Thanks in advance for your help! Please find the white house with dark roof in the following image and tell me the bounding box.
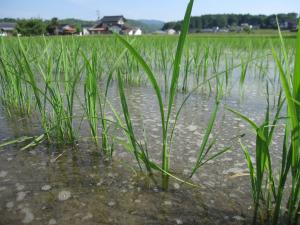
[88,15,142,35]
[100,15,125,26]
[126,28,142,36]
[0,23,16,36]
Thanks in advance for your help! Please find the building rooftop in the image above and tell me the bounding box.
[0,22,16,31]
[100,15,126,23]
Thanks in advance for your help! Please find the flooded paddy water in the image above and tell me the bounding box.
[0,75,285,224]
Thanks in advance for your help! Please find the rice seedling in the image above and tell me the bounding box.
[82,50,100,145]
[160,45,169,92]
[271,19,300,225]
[114,0,195,190]
[115,0,232,190]
[0,37,33,116]
[182,49,192,92]
[226,86,284,224]
[11,37,82,145]
[224,19,300,225]
[190,88,229,177]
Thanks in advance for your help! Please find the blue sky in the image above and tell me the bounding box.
[1,0,299,21]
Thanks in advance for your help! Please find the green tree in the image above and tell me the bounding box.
[16,19,46,36]
[74,23,81,33]
[46,17,59,35]
[216,15,227,27]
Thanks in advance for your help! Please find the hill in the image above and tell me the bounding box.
[126,19,164,33]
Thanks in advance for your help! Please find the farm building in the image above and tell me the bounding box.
[288,21,298,32]
[88,15,142,35]
[123,27,142,36]
[48,24,77,35]
[100,15,126,26]
[59,24,77,35]
[89,15,125,34]
[82,27,92,35]
[0,23,16,36]
[166,29,177,35]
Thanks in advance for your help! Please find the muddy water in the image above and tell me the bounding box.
[0,75,284,225]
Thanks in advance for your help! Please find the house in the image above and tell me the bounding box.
[167,29,176,35]
[201,27,220,33]
[123,27,142,36]
[89,15,142,35]
[133,28,142,36]
[82,27,92,35]
[100,15,125,26]
[89,15,126,34]
[218,28,229,33]
[58,24,76,35]
[280,21,289,29]
[241,23,253,29]
[0,23,16,36]
[109,25,123,33]
[200,28,214,33]
[89,24,109,35]
[288,21,298,32]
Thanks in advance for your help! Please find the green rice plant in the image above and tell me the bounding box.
[81,41,126,155]
[226,23,300,222]
[271,19,300,225]
[202,46,210,82]
[211,47,221,73]
[160,45,169,92]
[82,50,99,145]
[239,58,249,92]
[57,38,81,143]
[182,49,192,92]
[0,38,33,116]
[109,84,196,187]
[200,45,210,94]
[226,86,285,224]
[193,45,201,85]
[115,0,229,190]
[116,0,194,190]
[190,87,230,177]
[16,37,81,145]
[116,70,153,172]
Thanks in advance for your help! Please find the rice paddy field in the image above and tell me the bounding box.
[0,3,300,225]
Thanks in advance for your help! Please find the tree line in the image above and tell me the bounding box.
[162,13,299,31]
[0,17,95,36]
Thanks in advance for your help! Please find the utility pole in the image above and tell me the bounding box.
[96,10,100,21]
